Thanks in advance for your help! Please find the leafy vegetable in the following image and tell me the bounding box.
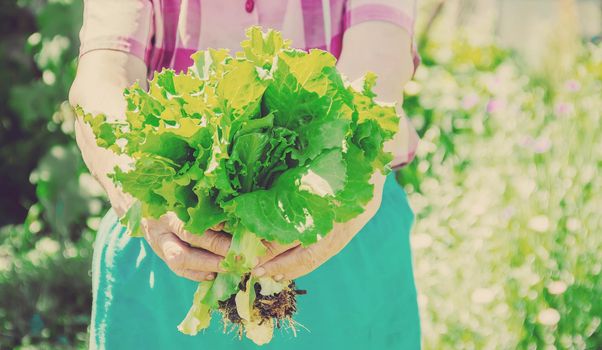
[75,26,399,344]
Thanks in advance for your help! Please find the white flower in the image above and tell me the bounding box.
[36,237,60,255]
[566,218,581,232]
[547,281,568,295]
[528,216,550,232]
[471,288,495,304]
[537,308,560,326]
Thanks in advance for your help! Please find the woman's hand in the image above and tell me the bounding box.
[140,212,233,282]
[140,211,300,282]
[252,172,386,280]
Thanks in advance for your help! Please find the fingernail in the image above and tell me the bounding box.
[206,274,215,280]
[274,274,284,281]
[254,267,265,277]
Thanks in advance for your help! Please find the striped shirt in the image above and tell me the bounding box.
[78,0,419,168]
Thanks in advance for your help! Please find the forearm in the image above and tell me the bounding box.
[336,21,414,104]
[69,50,148,215]
[336,21,417,171]
[70,50,147,117]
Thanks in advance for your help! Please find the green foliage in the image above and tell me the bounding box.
[1,0,83,226]
[0,0,106,349]
[402,32,602,350]
[0,222,95,349]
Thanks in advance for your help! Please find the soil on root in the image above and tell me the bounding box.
[218,275,307,327]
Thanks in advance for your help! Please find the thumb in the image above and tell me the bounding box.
[253,245,324,281]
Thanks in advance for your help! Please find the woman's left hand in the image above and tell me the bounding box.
[252,171,386,281]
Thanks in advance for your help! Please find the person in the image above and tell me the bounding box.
[69,0,421,349]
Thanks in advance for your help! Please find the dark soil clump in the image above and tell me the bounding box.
[218,276,306,326]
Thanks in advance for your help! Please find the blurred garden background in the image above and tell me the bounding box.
[0,0,601,348]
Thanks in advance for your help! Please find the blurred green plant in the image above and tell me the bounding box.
[401,21,602,350]
[1,0,83,226]
[0,0,108,348]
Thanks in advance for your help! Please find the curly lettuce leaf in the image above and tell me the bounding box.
[224,150,344,245]
[74,107,122,153]
[221,229,266,275]
[229,132,270,193]
[216,60,268,120]
[190,48,231,81]
[238,26,290,68]
[234,276,257,322]
[332,143,375,222]
[263,51,334,129]
[184,190,226,235]
[178,281,213,335]
[120,200,143,237]
[201,272,241,307]
[111,156,176,203]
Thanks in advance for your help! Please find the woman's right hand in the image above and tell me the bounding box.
[141,212,233,282]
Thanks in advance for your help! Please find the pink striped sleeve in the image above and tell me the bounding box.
[345,3,414,34]
[78,0,154,63]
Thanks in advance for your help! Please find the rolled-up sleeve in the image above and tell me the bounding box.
[345,0,416,33]
[79,0,154,63]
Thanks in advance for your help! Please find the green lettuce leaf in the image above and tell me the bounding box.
[221,228,266,275]
[234,276,257,322]
[119,200,143,237]
[201,272,241,308]
[178,281,213,335]
[229,132,270,193]
[238,26,290,68]
[184,191,226,235]
[224,150,344,245]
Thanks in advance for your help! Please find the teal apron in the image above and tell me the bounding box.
[90,172,421,349]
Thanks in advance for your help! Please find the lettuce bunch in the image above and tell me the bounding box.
[77,27,399,344]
